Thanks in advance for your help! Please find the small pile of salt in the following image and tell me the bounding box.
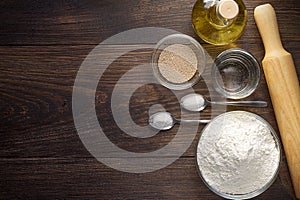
[150,112,173,130]
[181,94,205,111]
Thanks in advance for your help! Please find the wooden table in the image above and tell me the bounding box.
[1,0,299,199]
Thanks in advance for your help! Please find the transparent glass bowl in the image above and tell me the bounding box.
[152,34,206,90]
[212,48,261,99]
[196,111,281,199]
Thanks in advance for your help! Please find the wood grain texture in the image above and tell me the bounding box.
[0,0,299,45]
[0,0,299,199]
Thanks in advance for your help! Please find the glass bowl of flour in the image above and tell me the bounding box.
[152,34,206,90]
[196,111,281,199]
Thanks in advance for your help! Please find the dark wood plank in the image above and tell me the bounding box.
[0,0,299,45]
[0,157,296,199]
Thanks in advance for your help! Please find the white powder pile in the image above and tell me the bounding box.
[158,44,198,84]
[197,111,280,195]
[150,112,173,130]
[181,93,205,111]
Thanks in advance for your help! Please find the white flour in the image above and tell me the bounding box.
[197,111,280,195]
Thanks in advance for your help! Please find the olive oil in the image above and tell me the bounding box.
[192,0,247,45]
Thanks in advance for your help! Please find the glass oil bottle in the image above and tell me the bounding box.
[192,0,247,45]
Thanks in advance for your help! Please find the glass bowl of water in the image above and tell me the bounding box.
[212,48,261,99]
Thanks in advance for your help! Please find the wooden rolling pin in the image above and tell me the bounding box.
[254,4,300,198]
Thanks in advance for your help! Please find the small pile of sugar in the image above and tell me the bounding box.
[158,44,198,84]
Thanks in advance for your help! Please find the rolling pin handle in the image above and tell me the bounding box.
[254,4,284,56]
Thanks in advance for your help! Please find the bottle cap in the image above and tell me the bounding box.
[218,0,239,20]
